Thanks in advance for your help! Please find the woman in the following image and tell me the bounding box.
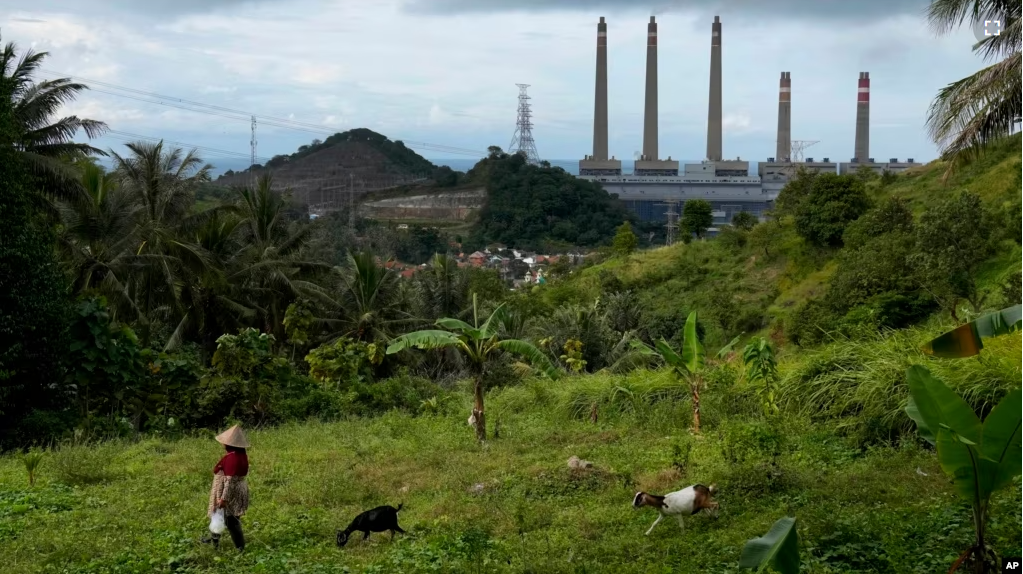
[203,424,250,551]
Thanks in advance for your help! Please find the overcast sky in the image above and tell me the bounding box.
[1,0,987,172]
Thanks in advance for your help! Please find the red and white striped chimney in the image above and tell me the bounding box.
[776,72,791,161]
[854,72,870,162]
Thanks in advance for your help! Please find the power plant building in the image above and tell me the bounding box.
[577,16,922,226]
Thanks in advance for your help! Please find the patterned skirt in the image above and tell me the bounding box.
[207,472,250,518]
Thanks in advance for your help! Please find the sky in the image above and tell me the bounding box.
[1,0,989,173]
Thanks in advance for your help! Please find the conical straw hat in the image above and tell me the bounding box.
[215,425,250,448]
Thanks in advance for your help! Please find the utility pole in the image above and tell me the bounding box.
[663,199,680,246]
[349,173,355,229]
[250,115,257,183]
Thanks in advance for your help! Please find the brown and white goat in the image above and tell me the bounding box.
[632,484,719,535]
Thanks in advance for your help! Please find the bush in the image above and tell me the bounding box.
[787,299,837,347]
[53,439,122,486]
[794,173,871,247]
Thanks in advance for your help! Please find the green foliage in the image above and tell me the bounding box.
[559,339,587,373]
[64,298,145,425]
[612,221,638,256]
[262,128,435,175]
[283,300,316,348]
[793,173,871,247]
[905,366,1021,570]
[774,168,818,216]
[681,199,713,239]
[0,81,72,446]
[199,328,301,425]
[911,190,994,314]
[739,516,800,574]
[628,311,708,431]
[468,151,632,250]
[743,338,779,417]
[397,226,448,264]
[731,211,759,232]
[304,336,384,388]
[922,304,1022,358]
[20,449,43,487]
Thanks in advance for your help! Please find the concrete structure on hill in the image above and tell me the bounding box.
[577,17,922,226]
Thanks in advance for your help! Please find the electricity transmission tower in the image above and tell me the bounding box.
[508,84,541,165]
[662,199,680,246]
[790,140,819,163]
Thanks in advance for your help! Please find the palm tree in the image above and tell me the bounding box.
[228,173,331,343]
[335,250,408,343]
[56,161,142,315]
[926,0,1021,177]
[629,311,708,433]
[387,294,560,442]
[415,253,470,321]
[1,34,108,203]
[109,140,214,342]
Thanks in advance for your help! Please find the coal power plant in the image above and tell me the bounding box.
[577,16,922,227]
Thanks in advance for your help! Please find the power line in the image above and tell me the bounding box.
[42,69,492,158]
[105,130,273,162]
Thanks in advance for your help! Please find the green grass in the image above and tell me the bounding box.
[1,367,1020,573]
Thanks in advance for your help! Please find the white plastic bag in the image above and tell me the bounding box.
[209,509,226,535]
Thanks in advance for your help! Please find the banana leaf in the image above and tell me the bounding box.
[738,516,799,574]
[922,304,1021,358]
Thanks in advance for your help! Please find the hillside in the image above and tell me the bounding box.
[539,134,1022,350]
[464,149,637,252]
[213,129,439,205]
[1,366,1019,573]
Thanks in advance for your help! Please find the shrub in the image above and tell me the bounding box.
[305,336,384,388]
[794,173,871,247]
[787,299,837,347]
[53,439,121,486]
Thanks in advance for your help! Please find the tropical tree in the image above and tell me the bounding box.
[386,294,560,442]
[681,200,713,240]
[1,34,108,204]
[56,162,141,309]
[630,310,708,432]
[905,366,1021,572]
[415,253,470,321]
[731,211,759,232]
[742,337,779,416]
[335,250,407,343]
[925,0,1021,177]
[612,221,638,256]
[229,173,329,342]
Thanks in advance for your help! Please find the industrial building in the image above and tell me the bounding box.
[577,16,922,226]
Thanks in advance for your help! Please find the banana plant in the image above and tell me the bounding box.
[629,310,707,432]
[739,516,800,574]
[387,293,559,442]
[905,365,1021,572]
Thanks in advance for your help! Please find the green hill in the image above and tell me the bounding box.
[539,134,1022,350]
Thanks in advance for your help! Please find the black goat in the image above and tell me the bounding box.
[336,504,406,547]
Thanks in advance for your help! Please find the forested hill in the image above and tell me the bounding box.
[213,129,439,202]
[264,128,437,174]
[466,148,634,251]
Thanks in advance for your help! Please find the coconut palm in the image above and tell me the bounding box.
[108,140,215,341]
[1,34,108,203]
[334,250,408,343]
[228,173,331,343]
[926,0,1021,177]
[56,162,142,315]
[387,294,560,442]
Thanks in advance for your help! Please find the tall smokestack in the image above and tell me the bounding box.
[642,16,658,161]
[776,72,791,161]
[854,72,870,162]
[706,15,722,162]
[592,17,609,161]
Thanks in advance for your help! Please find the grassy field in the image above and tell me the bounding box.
[1,359,1020,574]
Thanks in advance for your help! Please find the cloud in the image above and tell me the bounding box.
[722,112,752,133]
[10,0,273,17]
[400,0,930,22]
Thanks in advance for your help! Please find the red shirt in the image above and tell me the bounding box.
[213,451,249,477]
